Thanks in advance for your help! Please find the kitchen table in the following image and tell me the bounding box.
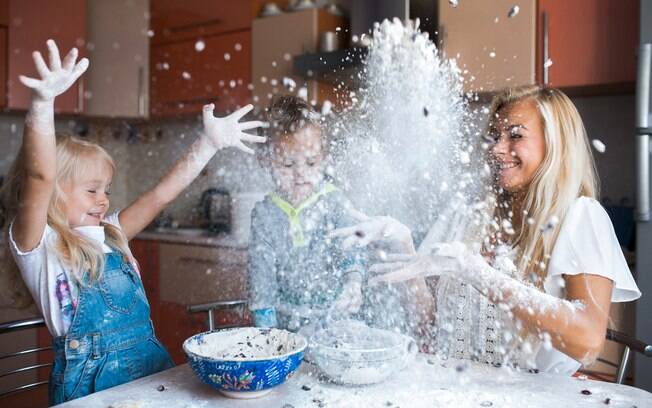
[57,355,652,407]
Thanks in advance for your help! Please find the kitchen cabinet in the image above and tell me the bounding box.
[3,0,150,116]
[438,0,536,93]
[252,8,345,107]
[84,0,149,118]
[158,243,247,305]
[536,0,638,90]
[150,30,251,117]
[0,0,7,108]
[0,26,7,108]
[438,0,638,94]
[150,0,253,46]
[7,0,86,113]
[131,238,249,364]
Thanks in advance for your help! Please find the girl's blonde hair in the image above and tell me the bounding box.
[488,86,599,285]
[1,136,136,308]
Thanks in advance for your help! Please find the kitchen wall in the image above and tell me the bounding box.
[573,94,636,205]
[0,92,636,228]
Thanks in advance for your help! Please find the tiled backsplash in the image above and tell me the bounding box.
[0,114,272,228]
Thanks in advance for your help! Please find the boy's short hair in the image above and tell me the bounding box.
[265,95,320,139]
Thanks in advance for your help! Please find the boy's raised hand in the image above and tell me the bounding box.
[329,208,415,253]
[202,103,267,154]
[19,39,89,102]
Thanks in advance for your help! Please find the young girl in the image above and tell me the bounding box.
[2,40,266,405]
[333,85,641,374]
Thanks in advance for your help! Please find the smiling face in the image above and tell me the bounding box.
[488,99,546,193]
[268,124,324,206]
[61,158,113,228]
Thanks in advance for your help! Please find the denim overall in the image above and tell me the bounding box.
[49,252,174,406]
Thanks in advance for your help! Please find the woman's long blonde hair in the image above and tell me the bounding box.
[1,136,136,308]
[488,86,599,285]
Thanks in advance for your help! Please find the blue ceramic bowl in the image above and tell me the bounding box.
[183,328,307,399]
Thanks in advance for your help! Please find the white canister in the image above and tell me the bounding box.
[230,192,266,243]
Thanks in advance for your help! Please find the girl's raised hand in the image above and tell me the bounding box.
[202,103,267,154]
[19,39,89,102]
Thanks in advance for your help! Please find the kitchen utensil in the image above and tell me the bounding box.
[288,0,316,11]
[309,320,417,385]
[324,1,344,16]
[320,31,339,52]
[260,2,283,17]
[200,188,230,233]
[184,328,307,399]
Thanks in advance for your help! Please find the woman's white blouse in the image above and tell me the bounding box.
[537,196,641,374]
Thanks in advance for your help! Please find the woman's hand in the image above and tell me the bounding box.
[329,208,416,254]
[202,103,267,154]
[19,39,88,102]
[368,242,474,285]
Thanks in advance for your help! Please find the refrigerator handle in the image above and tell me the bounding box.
[636,43,652,221]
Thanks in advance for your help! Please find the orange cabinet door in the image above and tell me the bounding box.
[7,0,86,113]
[537,0,639,89]
[0,26,7,108]
[150,0,252,46]
[437,0,536,93]
[150,30,251,118]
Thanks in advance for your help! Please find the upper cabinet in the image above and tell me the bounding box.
[536,0,638,90]
[149,0,256,117]
[7,0,87,113]
[1,0,149,117]
[150,0,252,46]
[0,0,8,108]
[85,0,150,118]
[438,0,639,94]
[438,0,536,93]
[252,8,346,108]
[150,31,251,117]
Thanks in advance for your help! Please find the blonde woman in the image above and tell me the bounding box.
[1,40,265,404]
[332,85,641,374]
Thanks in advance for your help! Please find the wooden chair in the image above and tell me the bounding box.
[187,299,249,331]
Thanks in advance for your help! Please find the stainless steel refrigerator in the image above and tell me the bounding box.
[635,0,652,392]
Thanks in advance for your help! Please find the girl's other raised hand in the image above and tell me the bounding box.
[202,103,267,154]
[19,39,89,102]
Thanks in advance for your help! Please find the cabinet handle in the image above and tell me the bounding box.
[177,256,244,268]
[77,78,84,113]
[437,25,445,51]
[636,43,652,221]
[542,11,549,85]
[178,257,214,266]
[137,66,145,117]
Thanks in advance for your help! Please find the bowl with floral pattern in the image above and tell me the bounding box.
[183,327,307,399]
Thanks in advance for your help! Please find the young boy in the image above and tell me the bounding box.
[248,95,366,331]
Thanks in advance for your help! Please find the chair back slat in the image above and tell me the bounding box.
[0,317,50,399]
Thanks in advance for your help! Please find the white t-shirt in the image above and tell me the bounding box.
[8,213,125,337]
[536,196,641,374]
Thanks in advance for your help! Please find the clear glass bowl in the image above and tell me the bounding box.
[309,320,417,385]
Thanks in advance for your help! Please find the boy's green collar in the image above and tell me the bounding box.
[270,183,338,247]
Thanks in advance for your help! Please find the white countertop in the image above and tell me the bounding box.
[136,230,247,249]
[57,355,652,407]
